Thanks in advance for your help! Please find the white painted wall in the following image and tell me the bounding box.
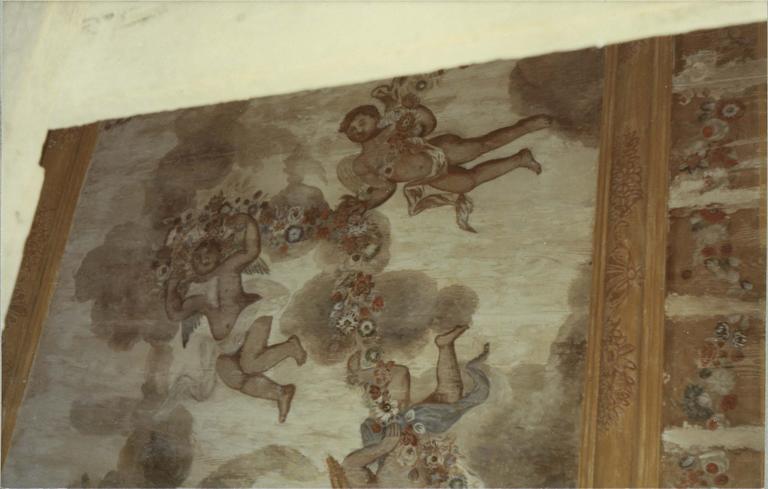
[2,1,767,322]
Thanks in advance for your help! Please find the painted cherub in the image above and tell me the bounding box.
[327,325,489,488]
[165,213,306,423]
[337,76,552,232]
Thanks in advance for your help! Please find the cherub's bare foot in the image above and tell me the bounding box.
[288,335,307,366]
[518,148,542,175]
[435,325,470,347]
[278,384,296,423]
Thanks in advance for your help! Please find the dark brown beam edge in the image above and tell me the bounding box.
[2,123,100,466]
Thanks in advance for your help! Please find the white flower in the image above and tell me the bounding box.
[404,410,416,422]
[412,422,426,435]
[373,399,399,425]
[287,206,304,224]
[704,368,735,395]
[396,445,419,467]
[347,222,369,236]
[359,320,376,337]
[702,118,729,141]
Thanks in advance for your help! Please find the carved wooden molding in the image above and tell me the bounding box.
[578,38,674,488]
[1,124,100,464]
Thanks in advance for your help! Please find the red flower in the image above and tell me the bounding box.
[316,227,330,239]
[700,208,726,223]
[360,307,370,319]
[331,291,344,302]
[372,296,385,311]
[368,385,382,399]
[720,394,738,411]
[706,463,720,474]
[371,422,382,433]
[730,349,745,362]
[400,427,419,446]
[706,417,721,430]
[701,246,717,257]
[699,342,719,367]
[713,474,729,486]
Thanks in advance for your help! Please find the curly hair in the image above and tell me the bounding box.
[338,105,381,134]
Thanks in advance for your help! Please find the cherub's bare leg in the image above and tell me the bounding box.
[428,148,541,194]
[428,114,552,165]
[216,353,296,423]
[239,316,307,374]
[422,325,469,404]
[242,376,296,423]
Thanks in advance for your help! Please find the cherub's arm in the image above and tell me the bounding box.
[342,423,401,470]
[165,277,209,321]
[223,213,261,272]
[352,157,397,210]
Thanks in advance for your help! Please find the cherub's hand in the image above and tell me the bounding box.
[337,195,368,216]
[384,422,401,439]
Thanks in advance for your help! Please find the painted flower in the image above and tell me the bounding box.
[714,322,730,340]
[683,384,715,421]
[400,427,419,447]
[284,225,304,243]
[699,342,719,367]
[352,273,374,297]
[448,476,468,489]
[359,320,377,337]
[373,399,399,425]
[705,414,725,431]
[368,384,382,400]
[396,112,417,133]
[730,331,746,348]
[427,467,449,486]
[717,100,745,119]
[700,208,727,223]
[701,118,729,141]
[287,206,304,224]
[396,444,419,467]
[401,93,421,109]
[336,310,360,335]
[678,455,696,469]
[412,422,427,435]
[713,474,729,485]
[704,367,735,395]
[423,451,445,469]
[365,347,382,364]
[720,394,738,411]
[155,264,171,282]
[372,295,385,311]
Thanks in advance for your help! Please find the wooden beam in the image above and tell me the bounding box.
[2,124,100,466]
[578,37,674,488]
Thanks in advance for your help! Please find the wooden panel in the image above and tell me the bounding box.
[1,124,100,465]
[660,21,766,489]
[578,37,674,488]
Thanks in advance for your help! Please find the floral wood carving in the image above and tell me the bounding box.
[597,129,644,429]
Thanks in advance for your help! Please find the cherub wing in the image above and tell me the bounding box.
[181,313,203,348]
[243,257,270,275]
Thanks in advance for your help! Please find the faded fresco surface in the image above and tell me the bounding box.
[4,53,602,488]
[661,24,766,488]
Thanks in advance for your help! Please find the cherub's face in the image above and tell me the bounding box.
[192,243,221,276]
[346,114,378,143]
